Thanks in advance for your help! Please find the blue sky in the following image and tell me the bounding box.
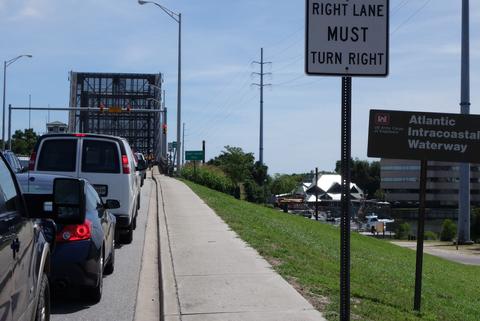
[1,0,479,174]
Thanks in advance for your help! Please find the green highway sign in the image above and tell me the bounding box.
[185,150,204,161]
[168,142,177,152]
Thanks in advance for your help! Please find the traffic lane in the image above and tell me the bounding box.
[51,177,153,321]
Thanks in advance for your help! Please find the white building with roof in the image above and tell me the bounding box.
[305,174,364,201]
[46,121,68,133]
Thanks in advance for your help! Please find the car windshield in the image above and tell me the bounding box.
[17,174,56,194]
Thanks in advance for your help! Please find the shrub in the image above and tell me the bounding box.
[440,219,457,242]
[180,164,236,196]
[244,179,265,203]
[424,231,438,241]
[395,222,411,240]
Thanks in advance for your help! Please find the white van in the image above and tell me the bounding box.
[29,133,144,243]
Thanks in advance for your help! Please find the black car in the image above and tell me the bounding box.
[17,173,118,303]
[0,154,85,321]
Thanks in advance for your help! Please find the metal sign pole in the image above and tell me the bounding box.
[414,159,428,311]
[340,76,352,321]
[315,167,319,221]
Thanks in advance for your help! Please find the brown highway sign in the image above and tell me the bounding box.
[368,109,480,163]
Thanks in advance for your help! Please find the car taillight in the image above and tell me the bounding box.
[29,152,36,170]
[122,155,130,174]
[56,220,92,243]
[74,133,87,137]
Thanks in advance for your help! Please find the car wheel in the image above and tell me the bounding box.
[120,225,133,244]
[104,241,115,275]
[84,255,103,303]
[34,273,50,321]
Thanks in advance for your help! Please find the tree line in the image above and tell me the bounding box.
[181,145,383,203]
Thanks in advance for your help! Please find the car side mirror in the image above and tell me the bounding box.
[105,199,121,210]
[136,159,147,171]
[53,178,86,225]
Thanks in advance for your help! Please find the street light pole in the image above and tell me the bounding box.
[138,0,181,173]
[2,54,32,150]
[176,13,182,173]
[2,61,6,150]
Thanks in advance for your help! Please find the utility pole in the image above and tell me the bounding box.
[202,140,206,164]
[182,122,185,166]
[252,48,271,165]
[458,0,472,244]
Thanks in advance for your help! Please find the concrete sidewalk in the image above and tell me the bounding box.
[155,174,326,321]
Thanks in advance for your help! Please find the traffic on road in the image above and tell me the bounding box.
[0,133,152,321]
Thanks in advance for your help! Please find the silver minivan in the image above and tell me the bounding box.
[30,133,144,243]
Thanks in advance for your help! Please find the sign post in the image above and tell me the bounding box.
[315,167,319,221]
[186,151,204,179]
[368,109,480,311]
[414,159,427,311]
[306,1,389,320]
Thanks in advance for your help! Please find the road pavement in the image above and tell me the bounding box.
[51,175,156,321]
[391,241,480,265]
[155,173,326,321]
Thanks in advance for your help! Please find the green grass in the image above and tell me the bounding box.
[182,179,480,321]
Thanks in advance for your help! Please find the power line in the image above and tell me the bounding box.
[392,0,432,35]
[203,95,258,140]
[273,74,306,86]
[392,0,411,14]
[196,93,258,138]
[193,80,258,137]
[187,69,251,132]
[189,75,253,133]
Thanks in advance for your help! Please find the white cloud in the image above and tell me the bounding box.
[20,3,41,17]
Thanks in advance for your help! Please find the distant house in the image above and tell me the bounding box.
[46,121,68,133]
[293,181,312,196]
[305,174,364,201]
[275,174,365,213]
[303,174,365,218]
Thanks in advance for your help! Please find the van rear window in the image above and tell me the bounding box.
[82,140,120,173]
[37,139,77,172]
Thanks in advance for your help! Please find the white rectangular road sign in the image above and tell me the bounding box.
[306,0,389,77]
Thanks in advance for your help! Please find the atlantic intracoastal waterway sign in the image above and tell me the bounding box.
[368,109,480,163]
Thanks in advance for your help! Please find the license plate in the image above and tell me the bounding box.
[93,184,108,197]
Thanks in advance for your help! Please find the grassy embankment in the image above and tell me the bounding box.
[182,180,480,321]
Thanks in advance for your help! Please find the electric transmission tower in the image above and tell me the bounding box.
[252,48,271,165]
